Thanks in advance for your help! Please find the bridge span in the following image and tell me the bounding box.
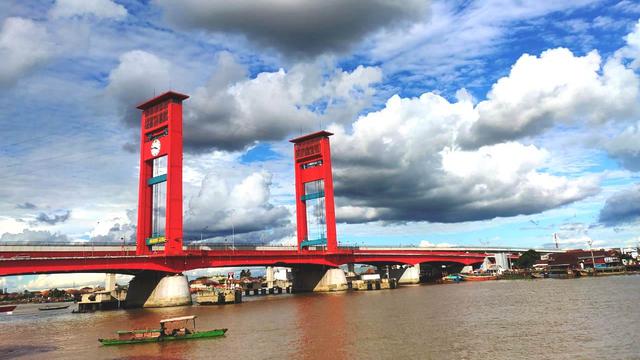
[0,244,540,277]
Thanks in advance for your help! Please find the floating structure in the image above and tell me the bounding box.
[196,289,242,305]
[77,274,128,312]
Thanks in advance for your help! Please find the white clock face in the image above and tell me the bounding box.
[150,139,161,156]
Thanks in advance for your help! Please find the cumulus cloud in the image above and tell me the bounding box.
[33,210,71,225]
[106,50,172,128]
[329,91,600,224]
[105,51,381,151]
[155,0,429,57]
[49,0,127,20]
[599,184,640,226]
[461,48,639,147]
[184,171,290,239]
[0,229,70,243]
[184,53,382,151]
[90,209,136,243]
[0,17,53,87]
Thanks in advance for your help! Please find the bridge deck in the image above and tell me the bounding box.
[0,245,522,276]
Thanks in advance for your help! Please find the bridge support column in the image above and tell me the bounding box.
[125,272,192,308]
[389,264,421,285]
[292,266,348,292]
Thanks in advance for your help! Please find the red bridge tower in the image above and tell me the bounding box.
[290,131,338,252]
[135,91,189,255]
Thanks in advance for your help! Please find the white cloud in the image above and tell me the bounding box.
[619,19,640,69]
[0,216,27,234]
[365,0,599,86]
[106,50,173,128]
[0,17,53,87]
[185,170,290,238]
[329,89,600,224]
[184,53,382,151]
[0,229,70,243]
[462,48,639,146]
[25,273,132,291]
[419,240,456,248]
[50,0,127,20]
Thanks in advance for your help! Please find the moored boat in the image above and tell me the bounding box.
[0,305,17,313]
[460,274,498,281]
[98,315,227,346]
[442,274,464,282]
[39,304,71,311]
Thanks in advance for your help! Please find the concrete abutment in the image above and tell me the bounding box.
[125,271,192,308]
[389,264,421,284]
[292,266,348,292]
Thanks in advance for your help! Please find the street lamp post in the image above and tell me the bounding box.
[588,239,597,277]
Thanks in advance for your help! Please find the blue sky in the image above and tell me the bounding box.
[2,0,640,290]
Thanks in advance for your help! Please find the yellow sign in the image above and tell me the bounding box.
[146,236,166,245]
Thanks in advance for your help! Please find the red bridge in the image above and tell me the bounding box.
[0,92,533,301]
[0,244,502,277]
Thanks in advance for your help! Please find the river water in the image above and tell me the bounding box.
[2,275,639,359]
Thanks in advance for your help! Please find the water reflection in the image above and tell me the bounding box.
[294,293,348,360]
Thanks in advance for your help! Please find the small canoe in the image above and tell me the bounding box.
[99,329,227,345]
[39,304,71,311]
[0,305,17,313]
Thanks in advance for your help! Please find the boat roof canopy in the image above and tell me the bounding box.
[160,315,197,323]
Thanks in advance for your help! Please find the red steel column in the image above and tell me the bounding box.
[164,100,184,255]
[321,137,337,252]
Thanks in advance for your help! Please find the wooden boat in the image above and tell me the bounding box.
[99,315,227,346]
[39,304,71,311]
[461,274,497,281]
[0,305,17,313]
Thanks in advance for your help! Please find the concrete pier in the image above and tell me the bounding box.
[389,264,421,285]
[292,266,348,292]
[125,272,192,308]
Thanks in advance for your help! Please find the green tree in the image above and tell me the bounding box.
[49,288,66,298]
[514,249,540,269]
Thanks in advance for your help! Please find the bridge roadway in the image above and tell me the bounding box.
[0,243,557,277]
